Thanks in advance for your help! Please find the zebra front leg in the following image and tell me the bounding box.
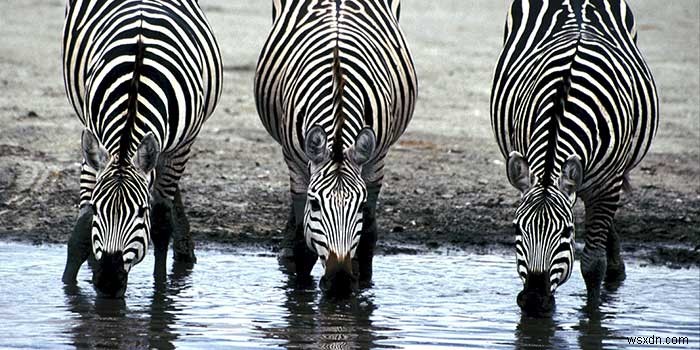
[62,205,93,284]
[582,190,621,305]
[291,193,318,278]
[277,203,297,270]
[171,186,196,264]
[151,193,173,282]
[356,183,381,286]
[605,224,626,284]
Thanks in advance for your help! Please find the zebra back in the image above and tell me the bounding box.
[63,0,223,161]
[491,0,658,194]
[255,0,417,191]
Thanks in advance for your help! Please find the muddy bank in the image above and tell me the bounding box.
[0,0,699,267]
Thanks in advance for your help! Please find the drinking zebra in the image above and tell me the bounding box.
[61,0,223,297]
[255,0,417,295]
[491,0,658,314]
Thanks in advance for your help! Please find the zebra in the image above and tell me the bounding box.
[254,0,417,295]
[60,0,223,297]
[491,0,658,314]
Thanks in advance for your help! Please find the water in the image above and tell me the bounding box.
[0,242,698,349]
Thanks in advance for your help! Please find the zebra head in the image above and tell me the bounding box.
[304,125,376,296]
[506,151,583,315]
[81,130,160,298]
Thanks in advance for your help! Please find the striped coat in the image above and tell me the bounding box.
[254,0,417,290]
[255,0,417,194]
[490,0,658,308]
[61,0,222,295]
[64,0,223,204]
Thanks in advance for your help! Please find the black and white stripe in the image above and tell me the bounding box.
[254,0,417,284]
[491,0,658,306]
[63,0,222,282]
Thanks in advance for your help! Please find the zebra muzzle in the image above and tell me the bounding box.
[517,273,555,316]
[92,252,129,298]
[319,252,358,297]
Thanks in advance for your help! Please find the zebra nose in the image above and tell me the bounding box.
[319,252,357,297]
[92,252,128,298]
[517,273,555,316]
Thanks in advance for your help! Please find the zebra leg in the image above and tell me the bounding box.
[171,186,196,264]
[290,193,318,278]
[63,161,98,284]
[605,224,626,284]
[151,192,173,282]
[278,203,297,266]
[582,189,622,305]
[62,205,93,284]
[356,183,381,285]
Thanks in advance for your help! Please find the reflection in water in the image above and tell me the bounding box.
[261,274,386,349]
[1,244,697,349]
[514,314,568,349]
[63,262,193,349]
[574,288,622,350]
[514,285,625,350]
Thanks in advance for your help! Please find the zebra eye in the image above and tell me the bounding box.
[561,226,573,239]
[137,206,147,217]
[310,198,321,212]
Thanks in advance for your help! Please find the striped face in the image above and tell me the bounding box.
[305,160,367,267]
[514,185,576,294]
[506,151,583,300]
[90,163,153,273]
[81,129,160,282]
[303,125,376,275]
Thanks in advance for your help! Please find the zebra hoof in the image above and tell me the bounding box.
[277,248,296,274]
[604,259,626,284]
[173,240,197,264]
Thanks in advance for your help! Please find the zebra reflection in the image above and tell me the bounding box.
[63,262,192,349]
[261,275,383,349]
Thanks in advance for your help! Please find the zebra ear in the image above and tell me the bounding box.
[348,128,376,166]
[81,129,109,171]
[559,155,583,196]
[305,125,330,165]
[507,151,532,193]
[135,132,160,174]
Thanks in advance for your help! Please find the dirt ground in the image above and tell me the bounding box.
[0,0,698,267]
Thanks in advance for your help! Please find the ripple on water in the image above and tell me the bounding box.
[0,242,697,349]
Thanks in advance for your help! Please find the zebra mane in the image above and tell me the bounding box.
[542,76,571,187]
[331,46,346,163]
[118,35,145,167]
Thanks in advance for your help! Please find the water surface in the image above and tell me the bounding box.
[0,242,697,349]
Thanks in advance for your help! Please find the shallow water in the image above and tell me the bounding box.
[0,242,697,349]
